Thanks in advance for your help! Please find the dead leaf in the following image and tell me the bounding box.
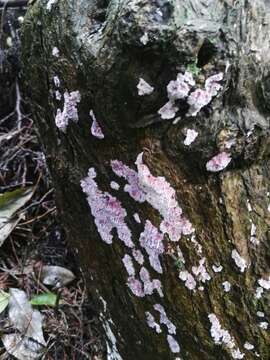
[0,129,21,145]
[41,265,75,287]
[2,334,45,360]
[8,288,45,345]
[0,188,34,247]
[0,290,10,314]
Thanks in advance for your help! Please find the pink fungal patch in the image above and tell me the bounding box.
[145,312,161,333]
[167,79,189,101]
[55,90,81,132]
[154,304,176,335]
[139,220,164,273]
[158,70,222,119]
[179,270,196,290]
[127,277,144,297]
[166,71,194,102]
[158,101,179,120]
[111,154,193,242]
[206,152,231,172]
[205,73,223,96]
[146,304,180,355]
[111,160,145,202]
[192,258,211,283]
[136,153,193,241]
[122,254,135,276]
[140,267,163,297]
[187,89,211,117]
[90,110,104,139]
[81,168,133,247]
[132,249,144,265]
[167,335,180,353]
[187,72,223,116]
[127,271,163,297]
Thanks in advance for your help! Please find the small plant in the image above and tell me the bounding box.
[187,62,201,76]
[174,258,184,270]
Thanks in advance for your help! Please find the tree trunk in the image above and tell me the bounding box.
[21,0,270,359]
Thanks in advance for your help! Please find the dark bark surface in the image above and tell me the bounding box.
[21,0,270,359]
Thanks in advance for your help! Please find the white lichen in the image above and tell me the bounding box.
[231,348,245,359]
[52,46,59,57]
[140,32,149,45]
[137,78,154,96]
[258,277,270,290]
[244,342,254,351]
[183,129,198,146]
[250,222,259,245]
[222,281,231,292]
[255,287,264,299]
[47,0,58,11]
[231,249,247,273]
[55,90,61,101]
[133,213,141,224]
[53,75,60,87]
[110,181,120,190]
[212,265,223,273]
[259,322,268,330]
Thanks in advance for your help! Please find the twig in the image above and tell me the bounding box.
[15,81,23,129]
[19,206,56,225]
[0,0,28,8]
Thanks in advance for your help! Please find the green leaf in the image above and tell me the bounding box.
[187,62,201,76]
[0,187,34,247]
[174,259,184,270]
[0,290,10,314]
[30,293,57,307]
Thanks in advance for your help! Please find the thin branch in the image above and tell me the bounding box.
[0,0,28,8]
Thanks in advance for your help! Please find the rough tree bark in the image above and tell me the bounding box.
[21,0,270,359]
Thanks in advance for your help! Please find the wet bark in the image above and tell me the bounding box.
[21,0,270,359]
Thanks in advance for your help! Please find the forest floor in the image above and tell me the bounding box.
[0,86,104,360]
[0,5,104,360]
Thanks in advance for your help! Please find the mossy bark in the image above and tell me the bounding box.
[21,1,270,359]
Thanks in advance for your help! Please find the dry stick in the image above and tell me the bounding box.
[0,0,28,8]
[0,0,8,72]
[15,81,23,129]
[19,206,56,226]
